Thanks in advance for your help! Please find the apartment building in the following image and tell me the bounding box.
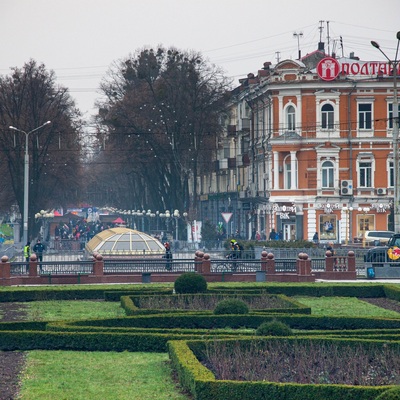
[196,49,398,244]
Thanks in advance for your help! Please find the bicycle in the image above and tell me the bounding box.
[212,254,240,272]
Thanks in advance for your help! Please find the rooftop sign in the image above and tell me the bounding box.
[317,57,400,81]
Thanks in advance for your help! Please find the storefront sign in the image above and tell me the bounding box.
[317,57,400,81]
[272,204,296,220]
[316,202,340,214]
[370,203,391,213]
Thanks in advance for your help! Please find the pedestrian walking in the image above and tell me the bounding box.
[164,242,173,271]
[33,239,45,272]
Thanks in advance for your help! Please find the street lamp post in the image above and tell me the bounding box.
[173,210,180,241]
[358,207,371,247]
[371,32,400,233]
[35,210,54,242]
[9,121,51,245]
[342,206,353,245]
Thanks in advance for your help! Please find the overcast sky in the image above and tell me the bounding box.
[1,0,399,120]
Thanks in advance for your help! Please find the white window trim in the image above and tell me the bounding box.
[283,153,298,189]
[356,99,375,137]
[316,99,340,138]
[357,154,375,188]
[316,148,340,195]
[387,100,400,134]
[285,103,296,132]
[321,160,335,188]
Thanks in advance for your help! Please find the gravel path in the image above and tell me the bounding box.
[0,303,29,400]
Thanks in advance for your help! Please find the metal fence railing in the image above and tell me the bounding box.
[103,258,200,273]
[10,261,94,276]
[7,246,367,277]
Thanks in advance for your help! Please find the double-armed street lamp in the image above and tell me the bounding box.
[171,209,188,241]
[158,209,188,240]
[9,121,51,245]
[371,32,400,232]
[34,210,54,241]
[342,206,353,245]
[358,207,371,248]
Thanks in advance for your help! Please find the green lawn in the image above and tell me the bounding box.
[19,351,188,400]
[294,296,400,318]
[25,300,126,321]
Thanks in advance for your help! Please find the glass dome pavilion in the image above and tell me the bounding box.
[85,227,165,256]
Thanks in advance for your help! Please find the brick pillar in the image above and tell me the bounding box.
[0,256,11,280]
[194,251,204,272]
[266,253,276,275]
[29,254,38,277]
[201,253,210,274]
[297,253,311,275]
[93,254,104,276]
[325,250,335,272]
[347,250,356,272]
[261,251,268,271]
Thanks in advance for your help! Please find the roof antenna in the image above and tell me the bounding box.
[275,51,281,63]
[327,20,331,56]
[318,20,324,42]
[318,20,325,52]
[293,32,303,59]
[340,36,344,57]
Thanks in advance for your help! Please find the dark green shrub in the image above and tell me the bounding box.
[376,388,400,400]
[256,319,293,336]
[174,273,207,294]
[213,299,249,315]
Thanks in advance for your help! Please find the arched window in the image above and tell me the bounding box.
[284,154,298,189]
[321,160,334,188]
[286,105,296,131]
[321,104,334,129]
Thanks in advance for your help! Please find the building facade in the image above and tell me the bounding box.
[195,50,399,244]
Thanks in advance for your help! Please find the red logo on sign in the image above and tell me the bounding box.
[316,57,340,81]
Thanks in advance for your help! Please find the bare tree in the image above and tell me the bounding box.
[0,60,84,238]
[94,47,231,217]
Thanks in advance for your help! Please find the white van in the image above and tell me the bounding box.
[363,230,394,245]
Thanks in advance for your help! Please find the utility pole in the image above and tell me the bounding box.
[371,32,400,232]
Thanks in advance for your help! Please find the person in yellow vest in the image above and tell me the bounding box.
[24,241,30,273]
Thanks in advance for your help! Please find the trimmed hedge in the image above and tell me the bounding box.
[169,338,392,400]
[209,284,386,298]
[120,293,311,316]
[41,313,400,331]
[0,283,388,302]
[0,286,173,302]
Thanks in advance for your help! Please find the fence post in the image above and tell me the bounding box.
[29,254,38,277]
[347,250,356,272]
[261,251,267,271]
[194,251,204,273]
[201,253,210,274]
[297,253,311,275]
[0,255,11,282]
[260,250,275,274]
[93,253,104,276]
[325,250,335,272]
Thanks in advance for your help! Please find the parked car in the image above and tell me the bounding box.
[364,233,400,264]
[355,230,394,246]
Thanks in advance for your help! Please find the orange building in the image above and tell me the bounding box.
[197,51,398,244]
